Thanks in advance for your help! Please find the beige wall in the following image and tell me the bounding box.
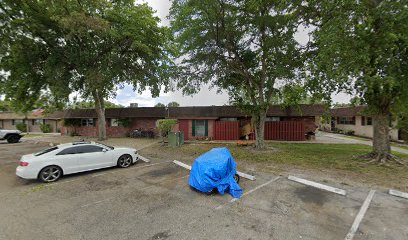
[320,116,400,141]
[0,119,59,132]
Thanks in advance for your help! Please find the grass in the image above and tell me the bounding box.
[391,143,408,150]
[22,134,50,138]
[149,142,408,191]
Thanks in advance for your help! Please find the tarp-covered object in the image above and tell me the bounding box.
[189,148,243,198]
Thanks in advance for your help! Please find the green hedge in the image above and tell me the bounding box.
[40,124,51,133]
[16,123,27,132]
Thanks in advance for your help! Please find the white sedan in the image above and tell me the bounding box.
[16,142,139,183]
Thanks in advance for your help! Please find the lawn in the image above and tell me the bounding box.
[142,142,408,191]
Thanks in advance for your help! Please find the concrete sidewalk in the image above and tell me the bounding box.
[322,132,408,155]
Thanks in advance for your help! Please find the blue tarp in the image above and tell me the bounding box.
[188,148,243,199]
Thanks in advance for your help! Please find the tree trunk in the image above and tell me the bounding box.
[372,113,391,162]
[24,113,29,133]
[253,111,267,150]
[92,90,107,141]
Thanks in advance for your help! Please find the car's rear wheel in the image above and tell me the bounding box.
[7,135,20,143]
[117,154,133,168]
[39,166,62,183]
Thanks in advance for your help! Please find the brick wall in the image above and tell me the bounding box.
[61,118,160,137]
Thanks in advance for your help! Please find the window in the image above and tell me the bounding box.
[81,119,95,126]
[367,117,372,126]
[337,117,355,125]
[192,120,208,137]
[34,146,59,156]
[266,117,280,122]
[57,145,104,155]
[32,119,45,125]
[12,119,24,125]
[219,118,237,121]
[110,118,119,127]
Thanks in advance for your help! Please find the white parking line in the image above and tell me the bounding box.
[389,189,408,200]
[173,160,256,181]
[288,175,347,196]
[215,176,281,210]
[345,190,376,240]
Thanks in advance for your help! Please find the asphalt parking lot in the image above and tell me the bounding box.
[0,141,407,240]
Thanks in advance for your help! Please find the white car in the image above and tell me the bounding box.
[16,141,139,183]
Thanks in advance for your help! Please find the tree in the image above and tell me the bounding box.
[170,0,304,149]
[156,119,177,145]
[167,101,180,107]
[0,0,174,140]
[154,103,166,107]
[68,101,123,109]
[305,0,408,163]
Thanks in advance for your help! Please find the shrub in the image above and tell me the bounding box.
[156,119,177,143]
[345,130,355,136]
[40,124,51,133]
[16,123,27,132]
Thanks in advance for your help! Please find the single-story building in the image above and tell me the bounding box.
[320,105,404,141]
[60,104,325,141]
[0,110,61,132]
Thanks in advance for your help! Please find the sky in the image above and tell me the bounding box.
[109,0,351,107]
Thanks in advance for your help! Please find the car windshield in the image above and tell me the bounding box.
[96,142,114,150]
[34,146,59,156]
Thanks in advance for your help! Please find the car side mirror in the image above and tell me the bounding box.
[102,149,107,153]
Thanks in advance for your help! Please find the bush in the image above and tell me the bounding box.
[40,124,51,133]
[345,130,355,136]
[16,123,27,132]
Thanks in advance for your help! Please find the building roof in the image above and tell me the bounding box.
[0,111,59,120]
[55,104,326,119]
[168,105,326,118]
[53,107,166,119]
[330,105,369,117]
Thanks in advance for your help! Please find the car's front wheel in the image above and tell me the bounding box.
[117,154,133,168]
[39,166,62,183]
[7,135,20,143]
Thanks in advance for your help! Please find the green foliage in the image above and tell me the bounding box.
[0,0,175,139]
[68,101,123,109]
[305,0,408,117]
[154,103,166,107]
[167,102,180,107]
[156,119,177,138]
[345,130,355,136]
[16,123,27,132]
[40,124,51,133]
[0,100,12,112]
[170,0,305,148]
[63,119,82,127]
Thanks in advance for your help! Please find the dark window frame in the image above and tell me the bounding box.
[192,120,208,137]
[338,116,355,125]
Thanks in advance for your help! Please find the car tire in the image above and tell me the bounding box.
[117,154,133,168]
[38,165,63,183]
[7,135,20,143]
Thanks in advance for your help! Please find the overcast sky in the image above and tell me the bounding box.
[109,0,351,107]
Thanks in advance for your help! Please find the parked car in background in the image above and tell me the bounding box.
[0,129,23,143]
[16,141,139,182]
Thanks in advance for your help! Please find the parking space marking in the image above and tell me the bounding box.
[173,160,256,180]
[215,176,281,210]
[389,189,408,200]
[288,175,347,196]
[138,155,151,163]
[345,190,376,240]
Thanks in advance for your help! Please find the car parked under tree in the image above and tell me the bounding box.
[16,141,139,182]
